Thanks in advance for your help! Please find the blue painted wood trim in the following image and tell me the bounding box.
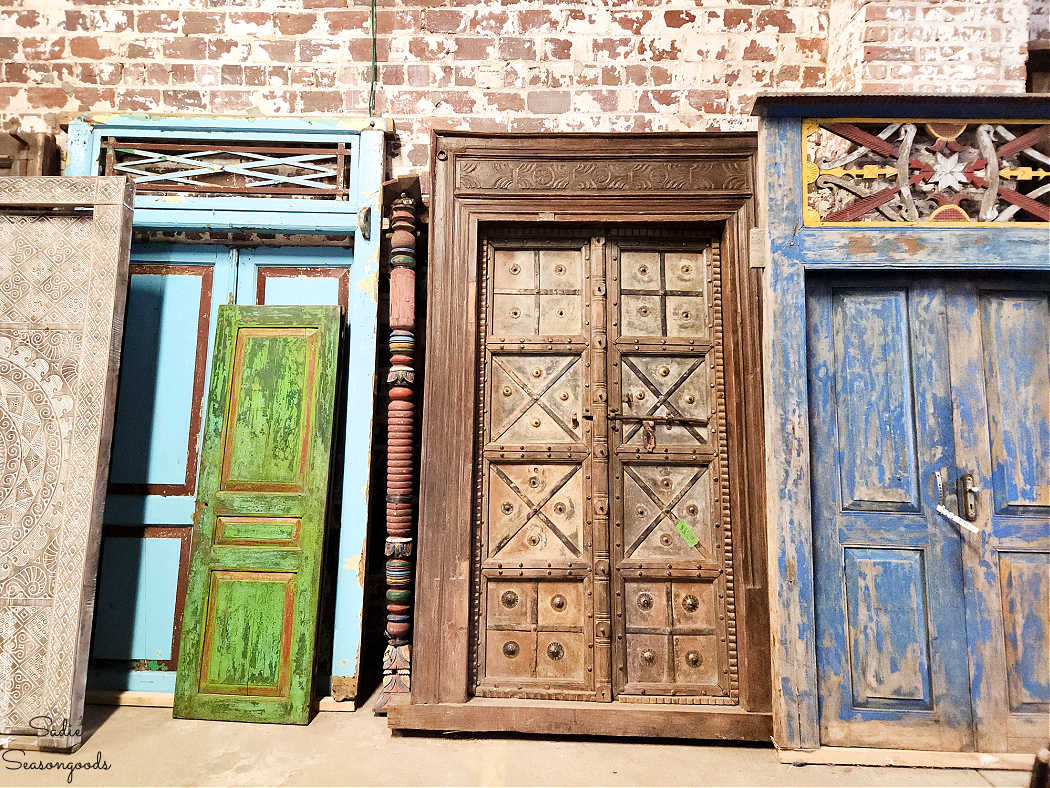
[761,116,822,751]
[88,668,177,694]
[328,127,383,697]
[64,116,385,235]
[773,227,1050,270]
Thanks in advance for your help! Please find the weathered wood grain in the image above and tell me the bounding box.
[174,304,341,724]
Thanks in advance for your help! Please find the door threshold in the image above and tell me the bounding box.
[388,697,772,741]
[777,746,1035,771]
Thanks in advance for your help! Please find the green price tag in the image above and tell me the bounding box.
[674,519,699,547]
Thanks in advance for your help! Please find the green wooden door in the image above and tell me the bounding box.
[174,304,341,723]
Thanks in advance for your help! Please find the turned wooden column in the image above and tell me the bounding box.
[375,194,417,712]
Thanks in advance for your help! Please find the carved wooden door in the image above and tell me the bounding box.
[472,229,736,704]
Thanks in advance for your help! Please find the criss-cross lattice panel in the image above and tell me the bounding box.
[619,355,711,447]
[103,139,349,199]
[486,463,584,563]
[488,355,583,446]
[622,464,715,563]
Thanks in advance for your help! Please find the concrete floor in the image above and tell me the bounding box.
[2,695,1033,787]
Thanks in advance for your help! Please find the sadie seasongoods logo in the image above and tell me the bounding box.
[1,717,112,784]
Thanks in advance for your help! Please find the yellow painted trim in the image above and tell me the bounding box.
[802,117,1050,228]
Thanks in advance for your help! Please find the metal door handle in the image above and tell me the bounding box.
[933,471,980,535]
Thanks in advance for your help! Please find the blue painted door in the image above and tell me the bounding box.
[92,244,355,694]
[808,280,974,751]
[947,280,1049,754]
[809,276,1050,754]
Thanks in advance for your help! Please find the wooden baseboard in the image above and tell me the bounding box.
[86,692,357,712]
[777,746,1036,771]
[389,698,773,741]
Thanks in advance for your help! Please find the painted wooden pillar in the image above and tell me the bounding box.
[375,194,418,713]
[330,125,384,700]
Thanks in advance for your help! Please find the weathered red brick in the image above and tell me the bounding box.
[757,10,796,33]
[163,89,205,109]
[326,10,369,33]
[276,13,316,35]
[544,39,572,60]
[498,38,535,60]
[423,9,462,33]
[743,40,776,61]
[612,10,651,35]
[162,37,206,60]
[69,36,114,59]
[455,37,494,60]
[27,87,68,109]
[664,10,696,29]
[526,90,570,114]
[135,11,179,33]
[182,12,224,35]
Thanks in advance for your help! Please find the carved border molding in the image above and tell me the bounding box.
[456,157,752,194]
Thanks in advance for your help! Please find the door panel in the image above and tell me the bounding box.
[174,305,340,724]
[610,236,736,704]
[809,281,974,751]
[947,282,1049,753]
[472,229,741,707]
[474,235,608,702]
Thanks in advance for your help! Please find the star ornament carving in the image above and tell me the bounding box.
[930,152,968,191]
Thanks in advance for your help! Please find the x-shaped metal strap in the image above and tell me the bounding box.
[621,356,705,444]
[623,465,703,557]
[491,356,580,443]
[490,464,581,557]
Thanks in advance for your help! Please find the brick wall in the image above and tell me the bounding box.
[0,0,1037,185]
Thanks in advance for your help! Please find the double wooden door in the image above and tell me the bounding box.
[809,276,1049,753]
[472,228,739,704]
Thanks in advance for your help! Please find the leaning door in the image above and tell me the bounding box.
[473,233,612,702]
[808,280,975,750]
[174,305,341,723]
[947,279,1050,754]
[608,234,740,703]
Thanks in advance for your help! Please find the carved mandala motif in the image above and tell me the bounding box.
[0,333,76,601]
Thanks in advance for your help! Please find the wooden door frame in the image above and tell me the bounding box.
[396,132,771,736]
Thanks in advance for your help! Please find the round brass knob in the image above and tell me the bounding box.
[553,501,566,515]
[501,502,514,514]
[559,391,569,401]
[680,310,691,321]
[636,391,645,400]
[532,418,542,428]
[686,504,698,516]
[638,265,649,276]
[510,308,521,319]
[554,264,566,276]
[685,650,702,667]
[532,368,543,378]
[682,594,699,613]
[638,305,650,316]
[641,649,655,664]
[685,394,696,404]
[637,592,654,610]
[501,590,519,608]
[509,264,521,274]
[681,264,693,275]
[547,642,565,661]
[659,366,670,377]
[502,385,513,397]
[503,640,519,658]
[527,532,541,546]
[550,594,566,611]
[660,533,673,547]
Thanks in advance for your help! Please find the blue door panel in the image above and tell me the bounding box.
[843,547,932,710]
[832,290,921,513]
[978,293,1049,517]
[109,269,208,489]
[998,551,1050,714]
[93,537,181,661]
[809,279,973,750]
